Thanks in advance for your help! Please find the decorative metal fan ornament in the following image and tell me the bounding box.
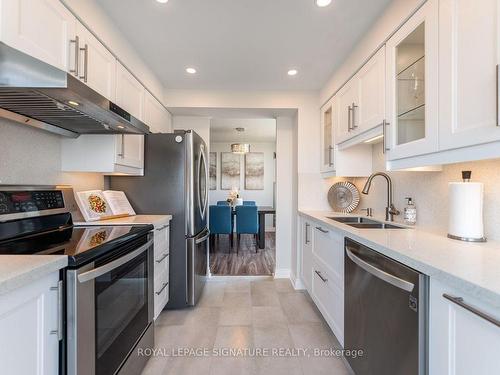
[328,181,360,213]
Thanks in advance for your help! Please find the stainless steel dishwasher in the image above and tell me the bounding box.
[344,238,428,375]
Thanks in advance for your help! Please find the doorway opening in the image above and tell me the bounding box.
[208,118,277,276]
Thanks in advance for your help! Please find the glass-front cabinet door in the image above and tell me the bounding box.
[320,98,335,173]
[385,0,438,161]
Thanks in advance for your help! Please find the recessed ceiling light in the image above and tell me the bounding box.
[117,125,125,129]
[68,100,79,106]
[186,67,197,74]
[156,0,168,3]
[316,0,332,7]
[287,69,298,76]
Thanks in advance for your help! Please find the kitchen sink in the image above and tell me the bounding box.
[327,216,379,224]
[328,217,406,229]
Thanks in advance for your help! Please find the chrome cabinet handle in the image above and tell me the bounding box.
[117,134,125,157]
[69,35,79,77]
[314,270,328,283]
[156,282,169,295]
[49,280,63,341]
[443,294,500,328]
[351,102,358,129]
[347,105,352,131]
[156,252,169,263]
[383,120,390,153]
[79,44,88,82]
[328,145,334,167]
[195,231,210,244]
[346,247,414,292]
[305,223,310,244]
[315,226,329,234]
[156,224,169,231]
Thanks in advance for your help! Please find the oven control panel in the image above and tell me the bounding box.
[0,190,65,215]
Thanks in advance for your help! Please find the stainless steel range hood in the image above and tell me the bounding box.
[0,42,150,138]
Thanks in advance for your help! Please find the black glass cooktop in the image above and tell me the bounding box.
[0,213,153,267]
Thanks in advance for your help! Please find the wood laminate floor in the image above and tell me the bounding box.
[209,233,275,276]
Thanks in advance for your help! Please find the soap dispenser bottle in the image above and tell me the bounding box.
[404,197,417,225]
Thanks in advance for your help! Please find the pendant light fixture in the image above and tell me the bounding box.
[231,127,250,154]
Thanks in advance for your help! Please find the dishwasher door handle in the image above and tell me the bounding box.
[346,248,414,292]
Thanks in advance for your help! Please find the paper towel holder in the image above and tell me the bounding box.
[447,170,487,242]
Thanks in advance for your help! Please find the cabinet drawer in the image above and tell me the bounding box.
[154,224,169,257]
[154,252,169,281]
[312,225,344,289]
[154,274,169,320]
[312,260,344,346]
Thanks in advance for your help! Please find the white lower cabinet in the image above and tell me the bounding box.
[0,272,61,375]
[299,217,344,346]
[429,278,500,375]
[153,220,170,319]
[61,134,144,175]
[312,258,344,346]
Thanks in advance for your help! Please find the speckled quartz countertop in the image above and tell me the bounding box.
[299,210,500,309]
[74,214,172,227]
[0,255,67,295]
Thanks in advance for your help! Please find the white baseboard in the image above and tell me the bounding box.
[273,268,291,279]
[291,275,306,290]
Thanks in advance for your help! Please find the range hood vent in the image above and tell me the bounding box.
[0,42,150,137]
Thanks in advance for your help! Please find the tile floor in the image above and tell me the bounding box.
[141,277,352,375]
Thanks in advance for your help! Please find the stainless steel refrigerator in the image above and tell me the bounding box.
[110,130,209,309]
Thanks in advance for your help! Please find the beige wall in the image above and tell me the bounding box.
[0,118,104,191]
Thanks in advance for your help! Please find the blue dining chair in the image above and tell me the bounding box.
[217,201,230,206]
[243,201,256,206]
[235,205,259,253]
[209,205,233,250]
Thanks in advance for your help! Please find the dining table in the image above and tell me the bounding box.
[231,206,276,249]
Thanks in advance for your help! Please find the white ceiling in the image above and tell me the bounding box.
[97,0,392,90]
[210,118,276,142]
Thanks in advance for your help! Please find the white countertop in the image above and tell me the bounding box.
[299,210,500,309]
[0,255,67,295]
[74,214,172,227]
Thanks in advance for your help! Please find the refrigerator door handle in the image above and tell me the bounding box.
[198,145,208,220]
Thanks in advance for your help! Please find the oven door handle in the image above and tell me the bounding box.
[345,247,414,292]
[78,239,153,283]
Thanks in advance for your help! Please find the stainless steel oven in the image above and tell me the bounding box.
[66,233,154,375]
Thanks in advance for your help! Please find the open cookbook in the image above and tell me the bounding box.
[74,190,136,222]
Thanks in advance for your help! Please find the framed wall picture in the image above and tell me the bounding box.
[221,152,240,190]
[245,152,264,190]
[209,152,217,190]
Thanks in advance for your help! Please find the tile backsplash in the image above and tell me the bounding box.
[340,143,500,241]
[0,118,104,191]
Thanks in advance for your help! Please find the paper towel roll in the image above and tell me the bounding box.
[448,182,485,241]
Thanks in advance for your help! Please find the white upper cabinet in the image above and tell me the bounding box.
[336,76,360,144]
[438,0,500,151]
[320,99,335,172]
[357,47,386,134]
[115,134,144,170]
[144,90,172,133]
[76,22,116,102]
[116,62,145,121]
[0,0,76,71]
[385,0,439,161]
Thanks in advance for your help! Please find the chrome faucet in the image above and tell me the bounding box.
[362,172,400,222]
